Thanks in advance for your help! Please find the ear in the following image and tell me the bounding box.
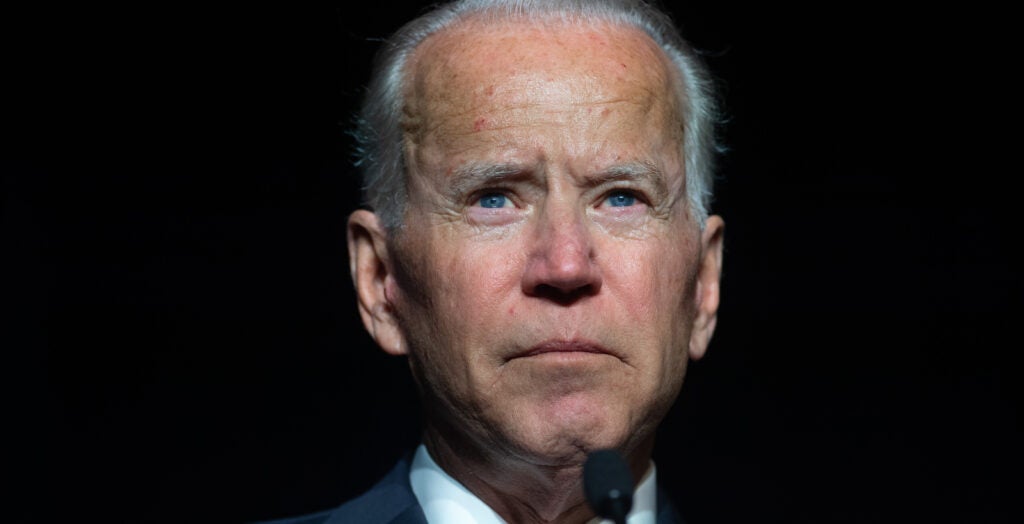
[688,215,725,361]
[347,210,407,356]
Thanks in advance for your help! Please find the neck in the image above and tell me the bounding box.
[422,427,654,524]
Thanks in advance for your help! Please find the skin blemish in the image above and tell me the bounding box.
[485,85,495,96]
[621,62,627,69]
[508,306,515,316]
[474,117,487,131]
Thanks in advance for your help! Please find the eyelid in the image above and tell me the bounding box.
[469,187,518,208]
[597,187,649,207]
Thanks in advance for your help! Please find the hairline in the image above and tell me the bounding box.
[354,1,719,234]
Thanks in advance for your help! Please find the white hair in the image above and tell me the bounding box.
[352,0,722,231]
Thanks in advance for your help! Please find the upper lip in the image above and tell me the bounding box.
[509,339,620,361]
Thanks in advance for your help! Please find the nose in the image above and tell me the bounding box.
[521,204,602,304]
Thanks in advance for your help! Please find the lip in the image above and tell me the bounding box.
[509,339,620,361]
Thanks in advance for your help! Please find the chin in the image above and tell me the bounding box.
[507,394,639,465]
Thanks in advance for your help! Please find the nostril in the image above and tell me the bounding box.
[530,282,598,306]
[521,214,602,302]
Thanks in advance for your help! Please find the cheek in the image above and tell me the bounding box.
[416,242,526,401]
[444,243,524,322]
[605,235,699,349]
[473,250,519,291]
[624,252,660,317]
[607,243,684,320]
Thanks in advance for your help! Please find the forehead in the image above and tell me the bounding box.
[404,18,681,137]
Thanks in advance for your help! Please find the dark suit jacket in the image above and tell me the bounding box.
[262,455,684,524]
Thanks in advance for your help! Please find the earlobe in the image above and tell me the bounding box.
[688,215,725,361]
[347,210,408,356]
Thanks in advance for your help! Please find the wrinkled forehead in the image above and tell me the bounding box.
[403,17,682,130]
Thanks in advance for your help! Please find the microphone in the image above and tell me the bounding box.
[583,449,635,524]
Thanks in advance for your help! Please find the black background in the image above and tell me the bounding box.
[6,2,1018,523]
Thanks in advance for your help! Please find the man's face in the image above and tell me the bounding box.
[350,21,723,467]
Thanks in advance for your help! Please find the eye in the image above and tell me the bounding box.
[475,192,510,209]
[604,191,638,208]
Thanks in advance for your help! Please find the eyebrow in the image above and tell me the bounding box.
[446,160,670,197]
[585,161,670,198]
[447,163,536,197]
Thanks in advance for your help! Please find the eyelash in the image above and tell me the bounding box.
[600,188,646,207]
[468,188,648,209]
[471,189,516,209]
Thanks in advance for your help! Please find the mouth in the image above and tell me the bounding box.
[509,339,621,362]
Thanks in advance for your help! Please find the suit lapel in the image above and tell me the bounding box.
[387,505,429,524]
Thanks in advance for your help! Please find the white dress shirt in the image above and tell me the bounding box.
[409,444,656,524]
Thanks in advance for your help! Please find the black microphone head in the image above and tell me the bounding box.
[583,449,635,522]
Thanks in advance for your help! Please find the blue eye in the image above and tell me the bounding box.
[478,193,508,208]
[606,192,637,207]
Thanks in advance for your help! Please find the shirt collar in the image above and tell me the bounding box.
[409,444,657,524]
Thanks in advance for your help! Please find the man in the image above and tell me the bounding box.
[275,0,724,522]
